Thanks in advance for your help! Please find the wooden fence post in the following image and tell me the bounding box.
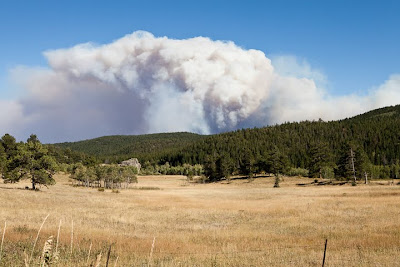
[322,239,328,267]
[106,244,112,267]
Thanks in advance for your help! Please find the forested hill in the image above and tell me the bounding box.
[54,105,400,180]
[54,132,205,163]
[157,105,400,178]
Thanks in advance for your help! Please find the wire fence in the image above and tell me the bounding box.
[140,239,399,266]
[154,244,322,255]
[1,219,398,266]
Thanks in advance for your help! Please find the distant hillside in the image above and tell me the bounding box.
[54,132,205,163]
[158,105,400,175]
[54,105,400,180]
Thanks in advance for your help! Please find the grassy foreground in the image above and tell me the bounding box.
[0,174,399,266]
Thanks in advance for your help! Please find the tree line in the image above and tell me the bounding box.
[155,105,400,182]
[0,134,139,190]
[3,105,400,186]
[54,132,204,164]
[69,163,138,189]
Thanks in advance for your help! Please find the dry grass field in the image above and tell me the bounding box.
[0,174,400,266]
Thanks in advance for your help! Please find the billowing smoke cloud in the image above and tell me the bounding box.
[1,31,400,142]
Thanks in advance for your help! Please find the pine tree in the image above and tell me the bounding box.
[308,141,331,178]
[0,144,6,177]
[239,148,255,178]
[204,152,218,181]
[3,134,57,189]
[267,146,289,187]
[336,143,360,185]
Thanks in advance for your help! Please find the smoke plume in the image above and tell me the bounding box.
[1,31,400,142]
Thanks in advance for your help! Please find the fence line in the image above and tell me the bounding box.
[153,245,322,255]
[136,242,381,256]
[1,221,396,266]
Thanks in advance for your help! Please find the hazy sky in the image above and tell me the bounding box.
[1,0,399,142]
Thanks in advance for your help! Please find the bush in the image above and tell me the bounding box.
[194,175,208,184]
[321,166,335,179]
[273,175,280,188]
[97,188,105,192]
[133,186,161,190]
[286,167,309,177]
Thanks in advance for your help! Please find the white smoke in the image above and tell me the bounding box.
[1,31,400,142]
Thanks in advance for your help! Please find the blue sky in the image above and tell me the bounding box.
[1,0,399,97]
[1,0,400,142]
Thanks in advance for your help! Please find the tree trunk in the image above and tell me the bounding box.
[350,148,356,184]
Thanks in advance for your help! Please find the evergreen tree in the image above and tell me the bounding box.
[267,146,289,176]
[3,134,57,189]
[267,146,289,187]
[354,147,370,182]
[204,152,218,181]
[308,141,332,178]
[1,134,18,159]
[0,143,6,177]
[239,148,255,178]
[336,143,359,184]
[390,160,400,179]
[216,155,233,181]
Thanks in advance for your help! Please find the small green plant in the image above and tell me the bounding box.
[273,175,280,188]
[286,167,309,177]
[133,186,161,190]
[195,175,208,184]
[41,236,57,266]
[13,225,32,234]
[97,188,105,192]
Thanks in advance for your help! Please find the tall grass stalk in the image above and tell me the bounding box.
[94,252,102,267]
[55,219,61,254]
[0,221,6,262]
[70,220,73,255]
[148,237,156,266]
[23,250,29,267]
[29,214,50,265]
[86,241,92,265]
[40,236,53,266]
[113,255,119,267]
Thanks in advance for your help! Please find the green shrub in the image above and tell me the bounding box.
[321,166,335,179]
[133,186,161,190]
[195,175,208,184]
[286,167,309,177]
[273,175,280,188]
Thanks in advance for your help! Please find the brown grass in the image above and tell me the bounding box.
[0,174,400,266]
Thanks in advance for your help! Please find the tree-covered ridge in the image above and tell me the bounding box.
[50,105,400,181]
[158,105,400,180]
[54,132,205,163]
